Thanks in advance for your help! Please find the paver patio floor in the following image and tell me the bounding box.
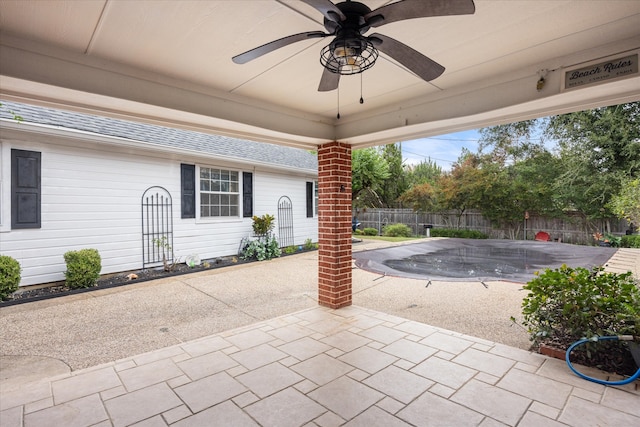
[1,304,638,427]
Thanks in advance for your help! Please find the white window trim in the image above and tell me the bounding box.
[196,165,243,223]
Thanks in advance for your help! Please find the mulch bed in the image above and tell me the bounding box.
[538,338,639,378]
[1,255,249,307]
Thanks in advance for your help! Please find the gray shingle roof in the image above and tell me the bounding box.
[0,101,317,172]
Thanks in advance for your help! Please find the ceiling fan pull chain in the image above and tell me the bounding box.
[360,74,364,104]
[337,85,341,119]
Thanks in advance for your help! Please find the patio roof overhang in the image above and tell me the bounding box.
[1,1,639,149]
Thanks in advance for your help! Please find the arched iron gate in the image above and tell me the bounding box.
[141,186,174,268]
[277,196,294,248]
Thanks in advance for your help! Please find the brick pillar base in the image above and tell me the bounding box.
[317,141,352,309]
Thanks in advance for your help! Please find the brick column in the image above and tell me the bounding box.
[317,141,352,309]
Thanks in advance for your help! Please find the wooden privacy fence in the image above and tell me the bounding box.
[352,208,630,245]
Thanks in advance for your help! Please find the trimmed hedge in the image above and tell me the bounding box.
[363,227,379,236]
[64,249,102,289]
[430,228,488,239]
[383,223,413,238]
[0,255,21,300]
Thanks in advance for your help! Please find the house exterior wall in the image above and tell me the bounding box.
[0,128,317,287]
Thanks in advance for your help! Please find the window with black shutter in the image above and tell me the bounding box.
[181,164,195,218]
[306,181,313,218]
[243,172,253,217]
[11,149,41,229]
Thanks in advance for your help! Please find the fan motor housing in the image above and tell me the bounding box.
[324,1,372,34]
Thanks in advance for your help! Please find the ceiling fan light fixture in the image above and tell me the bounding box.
[320,37,378,75]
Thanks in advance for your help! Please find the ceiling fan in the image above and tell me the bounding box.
[232,0,476,92]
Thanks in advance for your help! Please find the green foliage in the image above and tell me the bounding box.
[363,227,379,236]
[64,249,102,289]
[621,235,640,248]
[241,235,281,261]
[303,238,316,250]
[520,265,640,351]
[352,147,390,208]
[604,233,621,248]
[405,159,442,187]
[398,182,437,213]
[378,143,408,207]
[608,178,640,226]
[478,119,541,163]
[472,149,563,237]
[153,236,176,272]
[0,255,21,300]
[545,102,640,218]
[434,154,486,227]
[252,214,275,235]
[430,228,488,239]
[383,223,412,237]
[283,245,297,255]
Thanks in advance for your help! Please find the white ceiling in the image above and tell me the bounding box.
[1,0,639,149]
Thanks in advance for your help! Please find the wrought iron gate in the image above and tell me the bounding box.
[277,196,294,248]
[141,186,174,268]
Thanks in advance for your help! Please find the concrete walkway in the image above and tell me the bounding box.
[1,242,638,426]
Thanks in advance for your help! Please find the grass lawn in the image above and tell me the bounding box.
[353,235,426,243]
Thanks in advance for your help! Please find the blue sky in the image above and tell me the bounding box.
[401,129,482,171]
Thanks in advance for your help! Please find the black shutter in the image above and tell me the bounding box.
[243,172,253,217]
[181,164,195,218]
[11,149,41,229]
[306,181,313,218]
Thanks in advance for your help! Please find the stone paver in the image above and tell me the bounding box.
[2,306,639,426]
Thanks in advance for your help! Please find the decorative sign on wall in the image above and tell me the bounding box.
[563,52,638,91]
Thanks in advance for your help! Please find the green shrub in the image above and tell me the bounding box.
[363,227,378,236]
[0,255,21,300]
[64,249,102,289]
[284,245,297,255]
[252,214,275,235]
[383,223,412,237]
[519,265,640,354]
[430,228,488,239]
[303,238,315,251]
[621,234,640,248]
[241,235,281,261]
[353,228,364,235]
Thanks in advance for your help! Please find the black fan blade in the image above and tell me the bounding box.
[318,68,340,92]
[233,31,327,64]
[301,0,346,23]
[370,33,445,82]
[365,0,475,28]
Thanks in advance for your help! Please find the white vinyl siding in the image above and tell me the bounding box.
[0,132,317,287]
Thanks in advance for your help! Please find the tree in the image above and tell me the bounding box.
[351,147,390,208]
[397,182,438,213]
[435,152,486,228]
[475,151,563,238]
[545,102,640,219]
[378,143,408,207]
[608,178,640,229]
[405,158,442,187]
[478,120,541,164]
